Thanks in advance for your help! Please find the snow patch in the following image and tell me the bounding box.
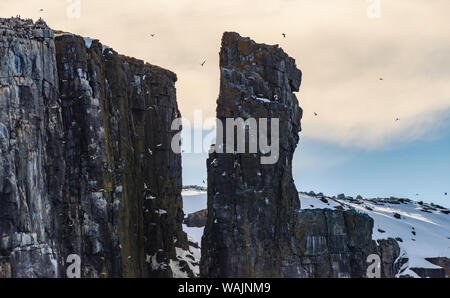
[299,193,450,276]
[83,37,94,49]
[155,209,167,215]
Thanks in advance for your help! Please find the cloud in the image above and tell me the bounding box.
[3,0,450,149]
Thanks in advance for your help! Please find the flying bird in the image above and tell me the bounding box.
[379,78,383,81]
[445,192,448,196]
[282,33,286,38]
[150,34,156,37]
[395,118,400,122]
[200,60,206,67]
[39,8,44,12]
[314,112,318,116]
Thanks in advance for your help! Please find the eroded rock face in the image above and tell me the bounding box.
[0,17,63,278]
[0,17,192,278]
[201,32,303,277]
[0,257,11,278]
[184,209,207,228]
[54,32,189,278]
[376,238,403,278]
[291,211,404,278]
[200,32,401,278]
[425,257,450,278]
[288,209,376,278]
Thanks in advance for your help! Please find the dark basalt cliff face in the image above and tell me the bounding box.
[0,17,63,278]
[293,210,403,278]
[200,32,400,278]
[0,18,193,278]
[201,32,303,277]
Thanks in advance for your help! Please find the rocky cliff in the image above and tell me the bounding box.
[0,17,195,278]
[2,19,442,279]
[0,17,63,278]
[201,32,303,277]
[200,32,401,278]
[292,209,402,278]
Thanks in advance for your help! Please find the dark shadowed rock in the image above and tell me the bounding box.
[376,238,403,278]
[201,32,303,278]
[0,257,11,278]
[200,32,402,278]
[184,209,208,228]
[290,209,378,278]
[410,267,446,278]
[0,18,192,278]
[425,257,450,278]
[54,32,191,278]
[0,17,63,278]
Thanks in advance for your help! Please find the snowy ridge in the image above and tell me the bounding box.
[299,192,450,277]
[182,187,450,278]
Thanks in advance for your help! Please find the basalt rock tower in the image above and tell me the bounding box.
[201,32,303,277]
[200,32,400,278]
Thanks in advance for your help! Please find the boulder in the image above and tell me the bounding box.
[184,210,208,228]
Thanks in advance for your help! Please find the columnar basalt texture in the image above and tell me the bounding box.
[200,32,399,278]
[54,33,188,278]
[201,32,303,277]
[0,17,63,278]
[0,18,192,278]
[291,210,400,278]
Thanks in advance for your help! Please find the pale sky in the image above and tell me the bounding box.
[2,0,450,149]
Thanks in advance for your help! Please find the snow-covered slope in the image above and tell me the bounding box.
[182,188,207,246]
[299,192,450,277]
[182,187,450,278]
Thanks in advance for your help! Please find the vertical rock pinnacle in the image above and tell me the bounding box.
[201,32,303,277]
[200,32,397,278]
